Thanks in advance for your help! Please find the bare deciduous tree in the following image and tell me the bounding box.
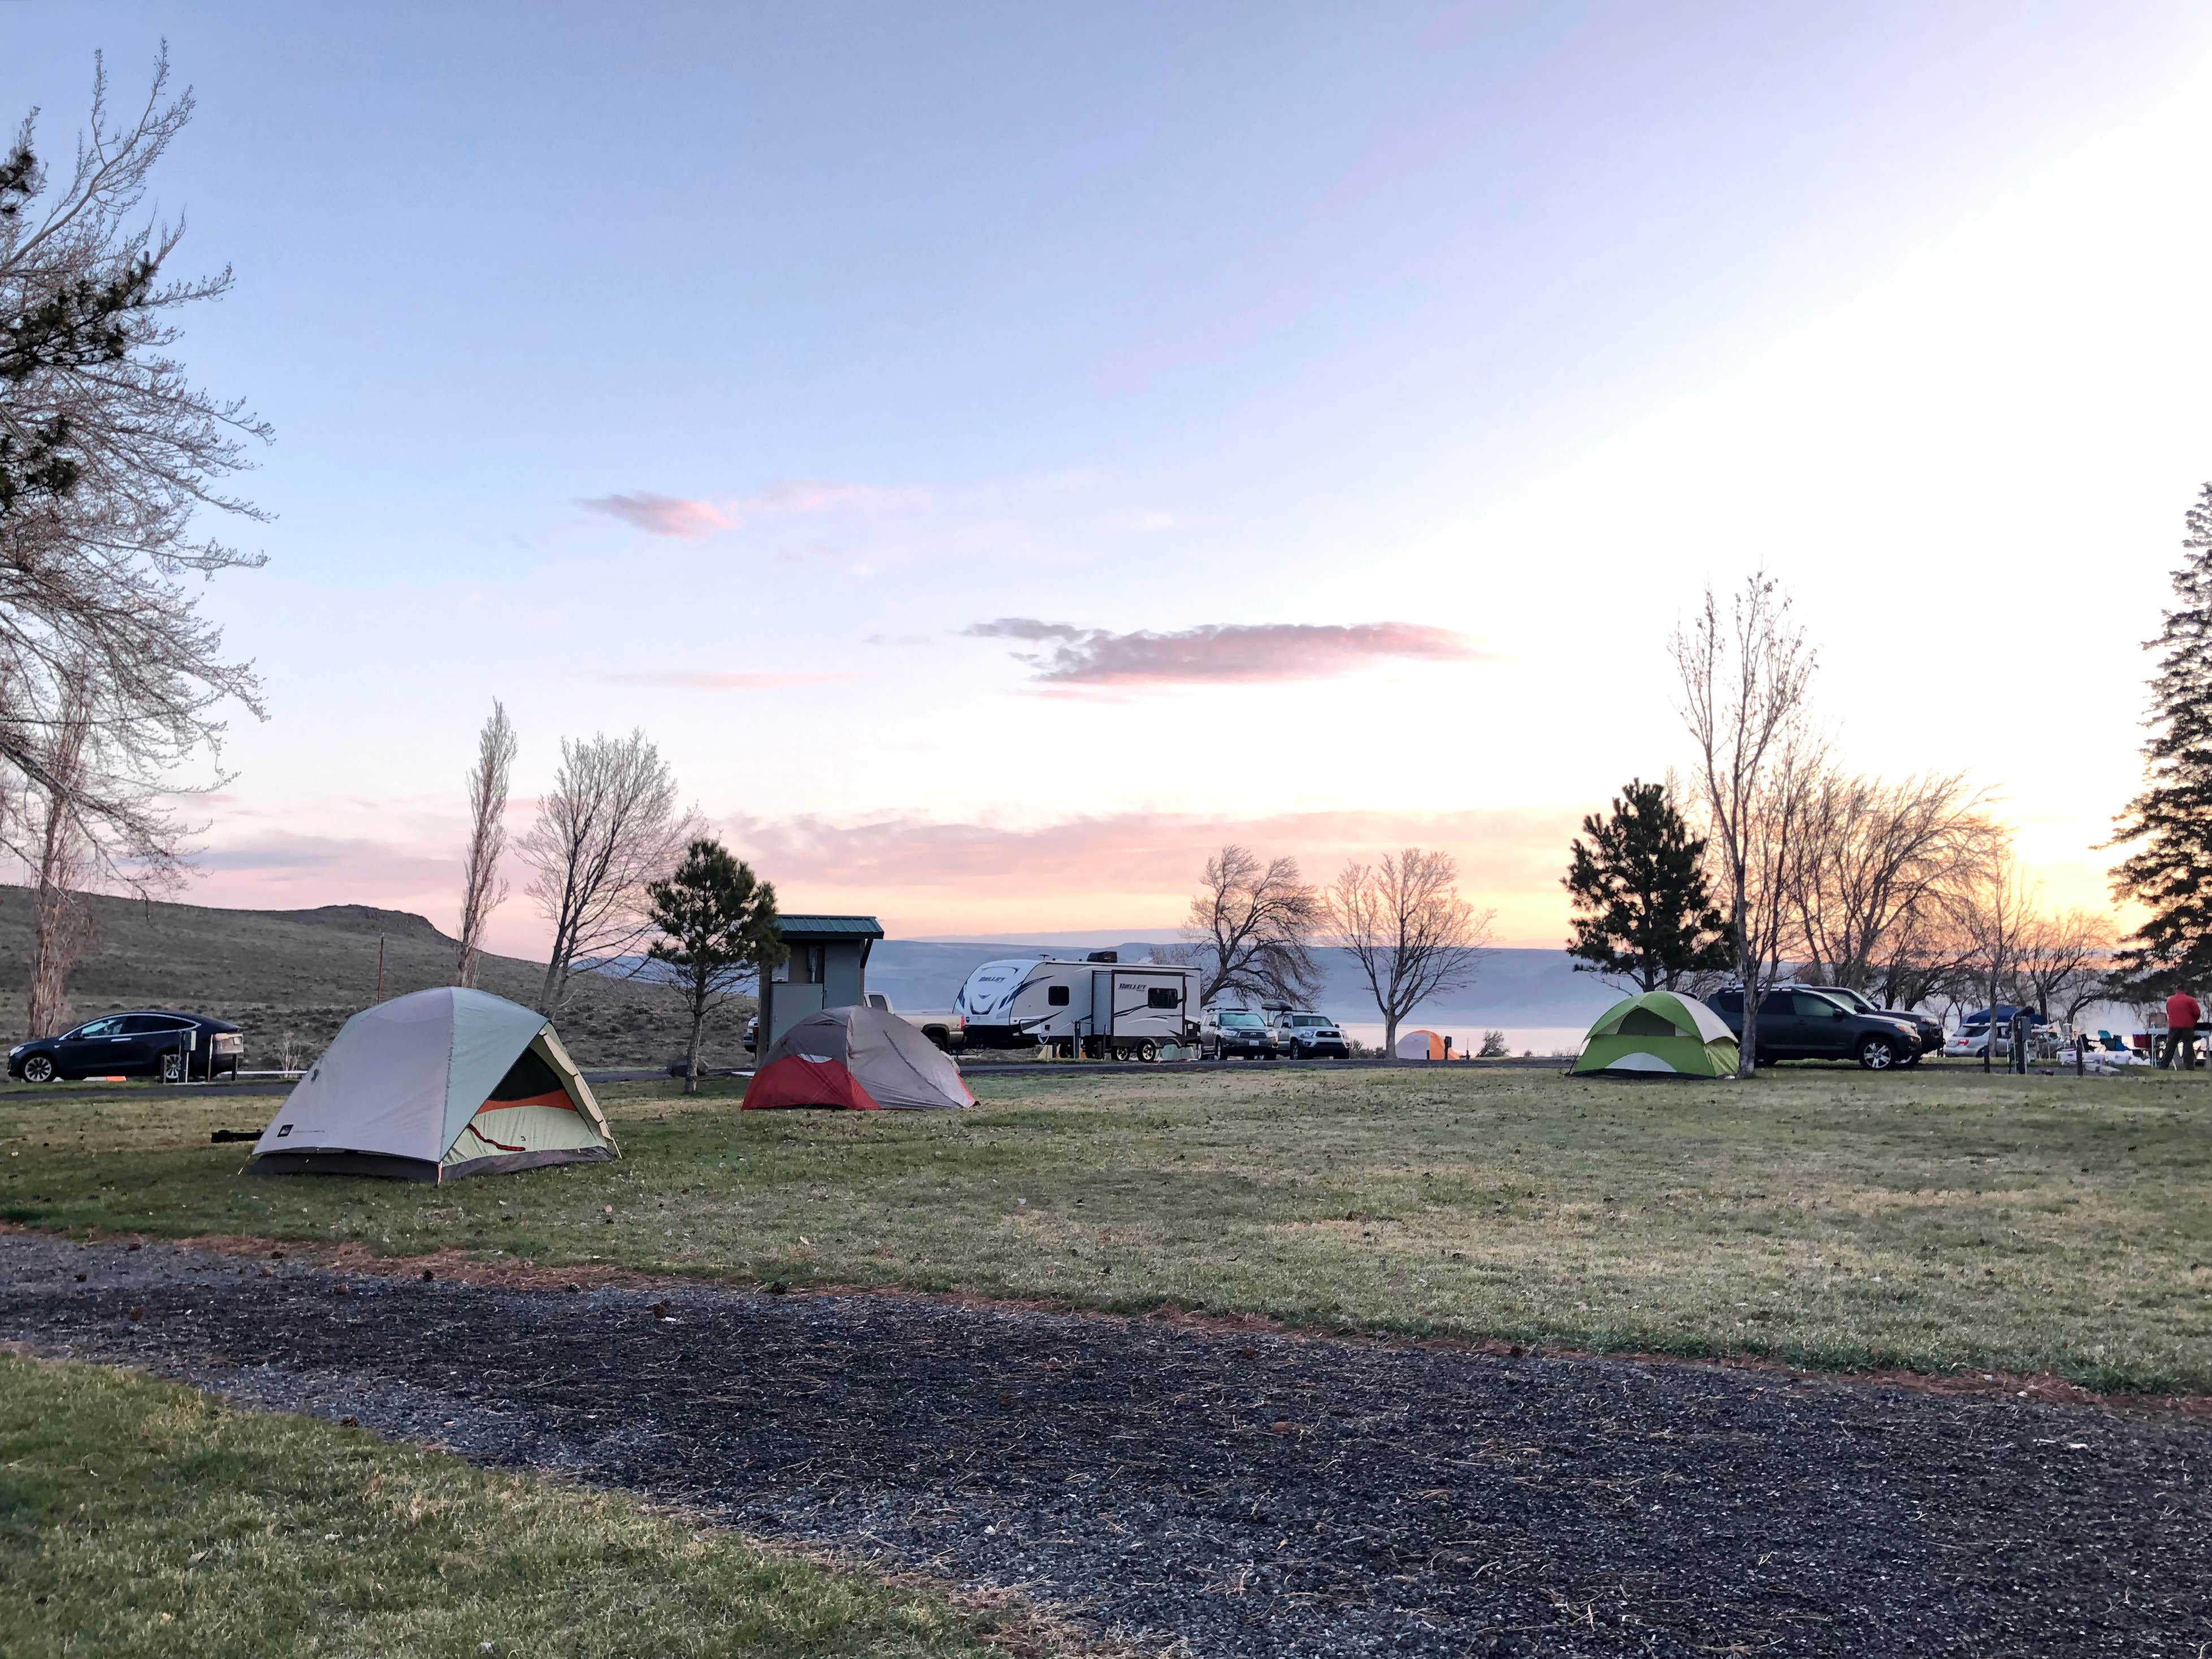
[2017,907,2116,1027]
[1,53,269,861]
[23,684,92,1036]
[519,729,692,1019]
[455,700,516,989]
[1788,769,2001,995]
[1178,844,1321,1007]
[1958,843,2035,1072]
[1672,574,1816,1076]
[1325,847,1492,1061]
[1867,901,1983,1017]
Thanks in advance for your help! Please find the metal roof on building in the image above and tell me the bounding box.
[776,915,886,939]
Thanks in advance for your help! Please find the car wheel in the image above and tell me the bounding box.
[1135,1039,1158,1063]
[20,1055,55,1084]
[1858,1037,1901,1071]
[1902,1050,1923,1068]
[161,1050,185,1082]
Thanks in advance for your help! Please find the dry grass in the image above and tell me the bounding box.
[3,1064,2207,1391]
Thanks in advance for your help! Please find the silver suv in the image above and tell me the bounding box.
[1279,1012,1349,1058]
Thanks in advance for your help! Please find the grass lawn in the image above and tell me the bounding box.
[3,1064,2209,1392]
[0,1354,1056,1658]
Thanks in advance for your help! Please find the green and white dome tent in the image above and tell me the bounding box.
[1571,990,1740,1078]
[249,987,618,1181]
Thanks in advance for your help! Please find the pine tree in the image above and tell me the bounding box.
[1563,779,1731,991]
[2110,485,2212,994]
[646,839,786,1095]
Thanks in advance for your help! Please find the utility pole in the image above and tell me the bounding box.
[375,934,386,1004]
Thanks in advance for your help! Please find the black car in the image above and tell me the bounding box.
[1707,988,1920,1071]
[1785,984,1943,1061]
[10,1011,242,1083]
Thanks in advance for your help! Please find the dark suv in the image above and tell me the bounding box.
[1707,989,1921,1071]
[10,1011,242,1083]
[1783,984,1942,1062]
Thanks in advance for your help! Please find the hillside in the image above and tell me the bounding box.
[0,890,748,1070]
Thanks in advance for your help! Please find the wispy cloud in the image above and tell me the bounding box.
[963,619,1490,685]
[598,670,852,691]
[580,479,930,539]
[577,493,736,539]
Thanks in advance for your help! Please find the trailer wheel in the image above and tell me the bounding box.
[1135,1039,1158,1063]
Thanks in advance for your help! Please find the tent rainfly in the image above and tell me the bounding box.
[248,987,617,1181]
[1571,990,1740,1078]
[743,1004,975,1111]
[1396,1029,1447,1061]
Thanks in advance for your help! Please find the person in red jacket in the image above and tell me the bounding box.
[2164,987,2202,1069]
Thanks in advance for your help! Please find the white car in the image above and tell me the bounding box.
[1942,1028,2006,1060]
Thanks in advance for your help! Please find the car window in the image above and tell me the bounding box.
[1793,992,1844,1018]
[1222,1012,1263,1028]
[1292,1015,1326,1026]
[70,1017,125,1038]
[119,1015,188,1035]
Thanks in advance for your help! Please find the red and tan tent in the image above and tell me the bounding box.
[743,1004,974,1111]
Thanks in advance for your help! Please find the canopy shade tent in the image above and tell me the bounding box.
[249,987,617,1181]
[743,1004,974,1111]
[1571,991,1740,1078]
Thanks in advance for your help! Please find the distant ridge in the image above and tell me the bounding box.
[258,904,453,942]
[0,889,730,1067]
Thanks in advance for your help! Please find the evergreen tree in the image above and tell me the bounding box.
[646,839,786,1095]
[1563,779,1731,991]
[2110,485,2212,994]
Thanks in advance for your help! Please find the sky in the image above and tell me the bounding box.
[7,2,2211,953]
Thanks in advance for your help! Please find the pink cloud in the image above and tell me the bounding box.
[718,806,1581,945]
[964,620,1491,686]
[580,480,930,539]
[577,493,735,539]
[598,670,855,691]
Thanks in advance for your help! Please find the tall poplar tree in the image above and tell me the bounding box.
[2110,484,2212,993]
[1563,778,1732,991]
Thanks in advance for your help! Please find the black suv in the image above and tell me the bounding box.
[9,1011,242,1083]
[1782,984,1942,1062]
[1707,988,1921,1071]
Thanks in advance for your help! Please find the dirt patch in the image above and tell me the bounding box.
[25,1224,2209,1426]
[4,1233,2206,1657]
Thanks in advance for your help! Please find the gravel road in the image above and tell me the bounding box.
[3,1233,2205,1657]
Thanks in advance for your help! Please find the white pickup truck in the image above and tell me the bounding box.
[866,994,965,1052]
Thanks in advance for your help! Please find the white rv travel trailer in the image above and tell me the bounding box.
[955,952,1202,1059]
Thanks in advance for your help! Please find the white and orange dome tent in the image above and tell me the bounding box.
[249,988,617,1182]
[1396,1029,1448,1061]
